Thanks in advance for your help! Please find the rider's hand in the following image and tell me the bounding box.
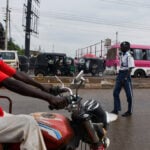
[48,96,68,110]
[49,86,68,96]
[42,85,67,96]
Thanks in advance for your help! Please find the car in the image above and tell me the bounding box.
[34,52,75,76]
[0,50,19,69]
[78,57,105,76]
[18,55,29,73]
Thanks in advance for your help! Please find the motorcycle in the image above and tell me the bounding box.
[1,70,117,150]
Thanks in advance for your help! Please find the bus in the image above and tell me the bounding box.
[105,43,150,77]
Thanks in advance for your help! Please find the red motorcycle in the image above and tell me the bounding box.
[1,71,117,150]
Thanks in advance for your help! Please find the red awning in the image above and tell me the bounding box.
[83,53,97,58]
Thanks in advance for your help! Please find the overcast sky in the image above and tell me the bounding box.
[1,0,150,57]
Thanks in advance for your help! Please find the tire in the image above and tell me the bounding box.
[134,69,146,78]
[80,142,91,150]
[36,73,45,77]
[34,70,46,76]
[91,71,96,76]
[91,64,98,76]
[98,71,103,77]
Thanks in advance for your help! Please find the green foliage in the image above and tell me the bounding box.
[0,23,24,55]
[8,39,24,55]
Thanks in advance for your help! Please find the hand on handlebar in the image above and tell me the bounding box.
[49,86,68,96]
[42,85,68,96]
[48,95,72,110]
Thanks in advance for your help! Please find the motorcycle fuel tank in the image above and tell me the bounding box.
[32,112,74,150]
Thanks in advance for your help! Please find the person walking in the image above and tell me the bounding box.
[111,41,135,117]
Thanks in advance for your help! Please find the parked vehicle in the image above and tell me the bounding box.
[0,71,118,150]
[60,57,75,76]
[18,55,29,73]
[105,43,150,77]
[29,56,37,70]
[0,50,19,69]
[34,53,75,76]
[78,57,105,76]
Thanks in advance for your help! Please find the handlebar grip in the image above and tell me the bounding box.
[65,95,74,105]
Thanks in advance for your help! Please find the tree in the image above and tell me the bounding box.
[0,22,24,55]
[8,39,24,55]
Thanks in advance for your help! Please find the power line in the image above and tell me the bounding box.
[11,19,40,50]
[2,2,150,32]
[98,0,150,8]
[1,0,150,53]
[40,10,150,31]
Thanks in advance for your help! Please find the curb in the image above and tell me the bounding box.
[33,76,150,89]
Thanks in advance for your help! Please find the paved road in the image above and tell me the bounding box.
[0,88,150,150]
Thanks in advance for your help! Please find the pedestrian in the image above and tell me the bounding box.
[74,57,79,73]
[0,59,69,150]
[111,41,135,117]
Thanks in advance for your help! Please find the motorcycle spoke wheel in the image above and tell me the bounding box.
[79,142,90,150]
[79,142,105,150]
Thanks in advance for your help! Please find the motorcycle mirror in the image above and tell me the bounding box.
[74,70,84,83]
[70,70,85,91]
[72,70,85,85]
[55,75,64,88]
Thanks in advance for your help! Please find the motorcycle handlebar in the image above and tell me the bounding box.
[49,71,85,110]
[48,86,74,110]
[62,87,73,95]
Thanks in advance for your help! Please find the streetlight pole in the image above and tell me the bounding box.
[4,0,9,50]
[25,0,32,57]
[100,40,103,57]
[116,31,118,45]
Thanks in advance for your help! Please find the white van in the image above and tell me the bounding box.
[0,50,19,69]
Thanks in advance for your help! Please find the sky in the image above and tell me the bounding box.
[1,0,150,57]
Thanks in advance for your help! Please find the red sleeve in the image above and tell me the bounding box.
[0,60,16,82]
[0,106,4,117]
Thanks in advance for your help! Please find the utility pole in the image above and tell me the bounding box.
[8,9,11,42]
[52,44,54,52]
[116,31,118,44]
[100,40,103,57]
[23,0,40,57]
[4,0,9,50]
[25,0,32,57]
[0,23,5,49]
